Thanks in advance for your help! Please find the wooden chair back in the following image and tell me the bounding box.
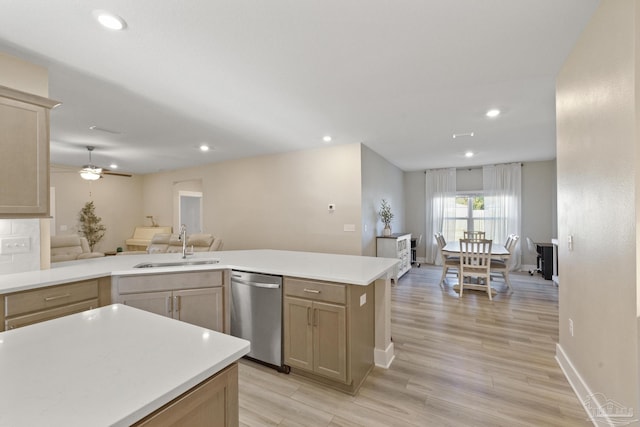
[459,238,493,300]
[463,230,486,241]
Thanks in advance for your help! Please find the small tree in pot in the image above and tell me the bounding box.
[378,199,394,236]
[79,201,106,251]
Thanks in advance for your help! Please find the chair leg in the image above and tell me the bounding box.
[486,276,492,301]
[458,274,464,298]
[503,270,512,290]
[439,266,448,288]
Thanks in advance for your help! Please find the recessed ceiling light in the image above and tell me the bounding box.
[322,135,332,143]
[465,151,474,158]
[200,144,210,152]
[93,10,127,31]
[109,163,118,169]
[486,109,501,118]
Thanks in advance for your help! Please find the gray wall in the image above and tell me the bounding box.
[361,145,405,257]
[404,160,557,266]
[521,160,557,265]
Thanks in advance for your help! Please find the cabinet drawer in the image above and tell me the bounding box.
[5,280,99,317]
[284,278,346,304]
[116,270,223,294]
[5,299,99,330]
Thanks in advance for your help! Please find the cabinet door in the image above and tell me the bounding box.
[120,291,172,318]
[0,87,58,217]
[133,363,238,427]
[174,288,223,332]
[313,301,347,382]
[283,296,313,371]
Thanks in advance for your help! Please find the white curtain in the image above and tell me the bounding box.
[482,163,522,270]
[425,168,456,265]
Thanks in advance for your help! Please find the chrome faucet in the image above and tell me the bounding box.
[179,224,192,259]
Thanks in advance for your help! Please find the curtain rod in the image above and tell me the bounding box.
[424,162,523,173]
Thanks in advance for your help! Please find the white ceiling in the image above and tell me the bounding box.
[0,0,600,175]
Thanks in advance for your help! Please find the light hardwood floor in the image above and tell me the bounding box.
[238,266,589,426]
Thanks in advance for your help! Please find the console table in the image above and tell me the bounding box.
[376,233,412,280]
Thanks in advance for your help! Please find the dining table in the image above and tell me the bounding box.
[442,241,510,295]
[442,241,510,260]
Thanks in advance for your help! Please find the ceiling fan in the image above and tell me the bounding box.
[79,146,132,180]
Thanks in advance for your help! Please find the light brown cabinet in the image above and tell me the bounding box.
[133,362,239,427]
[2,277,111,330]
[120,287,223,332]
[0,85,59,218]
[283,277,374,394]
[285,296,347,382]
[113,270,225,333]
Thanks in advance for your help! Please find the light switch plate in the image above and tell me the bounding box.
[0,236,31,254]
[343,224,356,232]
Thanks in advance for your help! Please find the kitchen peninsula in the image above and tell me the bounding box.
[0,250,399,370]
[0,303,250,426]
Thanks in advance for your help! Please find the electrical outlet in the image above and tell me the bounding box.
[569,318,574,337]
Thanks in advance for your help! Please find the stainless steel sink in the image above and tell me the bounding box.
[133,259,220,268]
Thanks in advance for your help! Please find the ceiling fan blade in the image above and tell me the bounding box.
[103,171,132,178]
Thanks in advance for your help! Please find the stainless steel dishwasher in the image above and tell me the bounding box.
[230,270,289,373]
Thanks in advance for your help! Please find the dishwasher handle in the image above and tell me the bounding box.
[232,277,281,289]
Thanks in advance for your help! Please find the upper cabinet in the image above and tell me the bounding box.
[0,85,60,218]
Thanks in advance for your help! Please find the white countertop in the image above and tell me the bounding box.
[0,249,399,294]
[0,304,250,427]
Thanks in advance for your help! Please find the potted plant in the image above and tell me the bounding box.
[378,199,394,236]
[79,201,106,251]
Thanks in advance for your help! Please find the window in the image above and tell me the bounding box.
[452,194,485,240]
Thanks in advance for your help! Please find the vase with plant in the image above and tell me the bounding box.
[378,199,394,236]
[79,201,106,252]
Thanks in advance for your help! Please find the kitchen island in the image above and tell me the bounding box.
[0,250,398,368]
[0,303,250,427]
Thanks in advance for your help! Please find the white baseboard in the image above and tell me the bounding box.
[556,344,635,426]
[374,342,395,369]
[520,263,537,273]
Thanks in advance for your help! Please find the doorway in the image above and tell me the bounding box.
[179,191,203,233]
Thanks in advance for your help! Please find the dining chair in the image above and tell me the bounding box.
[458,238,493,300]
[505,234,515,250]
[491,235,519,290]
[436,233,459,288]
[463,230,486,241]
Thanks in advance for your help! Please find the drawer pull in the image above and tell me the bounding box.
[44,293,71,302]
[303,289,321,294]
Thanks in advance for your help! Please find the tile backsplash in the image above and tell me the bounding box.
[0,219,41,275]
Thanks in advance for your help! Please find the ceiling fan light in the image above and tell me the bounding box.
[80,167,102,180]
